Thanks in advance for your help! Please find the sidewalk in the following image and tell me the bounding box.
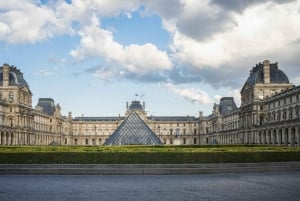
[0,162,299,175]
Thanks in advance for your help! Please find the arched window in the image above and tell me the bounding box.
[282,110,287,121]
[277,111,281,121]
[272,112,276,121]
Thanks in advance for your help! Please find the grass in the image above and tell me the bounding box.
[0,145,299,164]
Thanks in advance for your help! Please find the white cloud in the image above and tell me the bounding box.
[163,82,213,105]
[35,69,52,76]
[0,0,72,43]
[1,0,300,89]
[94,69,122,80]
[169,1,300,70]
[291,76,300,85]
[70,15,172,75]
[229,89,241,107]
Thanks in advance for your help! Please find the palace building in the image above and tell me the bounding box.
[0,60,299,146]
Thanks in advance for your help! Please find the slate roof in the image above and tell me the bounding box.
[128,100,144,111]
[218,97,238,115]
[245,62,289,86]
[73,117,124,121]
[0,64,30,88]
[104,112,162,145]
[36,98,56,115]
[147,116,198,121]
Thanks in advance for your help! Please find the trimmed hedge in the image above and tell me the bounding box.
[0,145,299,164]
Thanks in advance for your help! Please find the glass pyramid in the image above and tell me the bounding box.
[104,112,162,145]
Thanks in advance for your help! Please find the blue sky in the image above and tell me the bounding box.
[1,0,300,117]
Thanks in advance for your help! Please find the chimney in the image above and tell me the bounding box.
[143,101,145,109]
[2,64,10,87]
[68,112,72,120]
[199,111,203,117]
[263,60,270,84]
[126,102,128,109]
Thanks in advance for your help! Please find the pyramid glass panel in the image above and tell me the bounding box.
[104,112,162,145]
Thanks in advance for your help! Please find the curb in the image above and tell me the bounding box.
[0,162,299,175]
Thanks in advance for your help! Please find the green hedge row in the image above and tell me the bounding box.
[0,151,299,164]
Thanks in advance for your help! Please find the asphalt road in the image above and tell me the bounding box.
[0,171,299,201]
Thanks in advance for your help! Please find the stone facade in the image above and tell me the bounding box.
[202,60,300,147]
[0,61,299,146]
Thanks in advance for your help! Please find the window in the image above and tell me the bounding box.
[260,105,263,111]
[8,92,14,103]
[65,138,67,145]
[85,138,89,145]
[194,138,197,144]
[170,129,173,135]
[283,111,287,120]
[258,90,264,100]
[296,106,299,118]
[74,138,78,145]
[259,115,264,125]
[271,90,275,96]
[289,108,293,119]
[99,139,102,145]
[183,129,186,135]
[183,138,186,144]
[194,129,197,135]
[170,138,173,144]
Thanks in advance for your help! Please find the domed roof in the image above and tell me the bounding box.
[0,64,30,88]
[128,101,144,111]
[245,62,289,86]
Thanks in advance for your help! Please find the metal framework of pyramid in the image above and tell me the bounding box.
[104,112,162,145]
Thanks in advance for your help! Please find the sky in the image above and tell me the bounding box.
[1,0,300,118]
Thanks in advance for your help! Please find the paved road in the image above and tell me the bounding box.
[0,171,299,201]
